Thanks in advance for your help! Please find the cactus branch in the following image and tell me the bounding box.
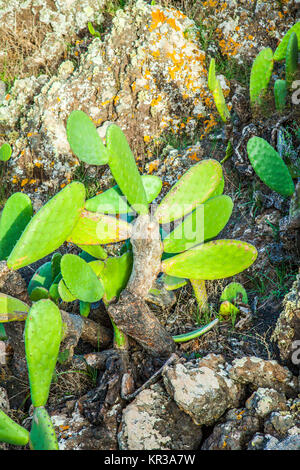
[190,278,208,314]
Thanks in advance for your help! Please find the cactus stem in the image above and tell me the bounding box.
[111,318,129,350]
[190,279,208,315]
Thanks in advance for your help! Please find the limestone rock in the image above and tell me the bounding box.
[245,388,287,418]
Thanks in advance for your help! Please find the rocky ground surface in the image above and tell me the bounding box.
[0,0,299,451]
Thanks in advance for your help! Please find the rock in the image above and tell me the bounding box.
[201,408,260,450]
[229,356,298,397]
[0,386,10,450]
[245,388,287,418]
[272,274,300,364]
[264,411,297,438]
[118,383,202,450]
[264,434,300,450]
[162,355,243,425]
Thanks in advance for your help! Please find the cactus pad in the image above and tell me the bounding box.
[28,262,52,296]
[0,193,33,260]
[274,23,300,61]
[219,301,239,317]
[61,254,104,302]
[0,410,29,446]
[220,282,248,304]
[212,78,231,122]
[154,160,223,223]
[274,79,287,112]
[77,244,107,260]
[30,287,50,301]
[106,124,148,215]
[25,299,62,407]
[7,182,85,270]
[29,407,58,450]
[163,195,233,253]
[0,142,12,161]
[66,110,108,165]
[67,210,132,245]
[80,301,91,317]
[250,48,274,106]
[58,279,76,302]
[98,252,133,303]
[161,274,187,291]
[286,32,298,88]
[208,58,217,92]
[0,293,29,322]
[161,239,257,280]
[247,137,295,197]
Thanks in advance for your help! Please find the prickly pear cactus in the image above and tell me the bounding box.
[29,407,58,450]
[98,252,133,303]
[0,293,29,322]
[106,124,148,215]
[250,48,274,106]
[161,239,257,280]
[220,282,248,304]
[274,79,287,112]
[0,142,12,161]
[212,78,231,122]
[208,58,217,91]
[0,410,29,446]
[274,23,300,61]
[0,193,33,261]
[155,160,223,223]
[25,300,62,407]
[247,137,295,197]
[219,301,239,317]
[7,182,85,270]
[67,110,109,165]
[286,32,298,88]
[161,274,187,291]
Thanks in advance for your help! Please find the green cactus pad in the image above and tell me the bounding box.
[161,274,187,291]
[67,210,132,245]
[0,293,29,322]
[30,287,50,302]
[29,407,58,450]
[220,282,248,304]
[106,124,148,215]
[88,259,105,276]
[212,78,230,122]
[286,32,298,88]
[163,195,233,253]
[61,254,104,302]
[25,299,62,407]
[0,323,7,340]
[28,262,52,296]
[78,244,107,260]
[79,301,91,317]
[66,110,108,165]
[85,175,162,214]
[51,253,62,283]
[0,193,33,260]
[58,279,76,302]
[154,160,223,223]
[274,79,287,112]
[7,182,85,270]
[49,283,60,302]
[250,48,274,106]
[0,142,12,161]
[247,136,295,197]
[208,58,217,92]
[161,239,257,280]
[274,23,300,61]
[0,409,29,446]
[219,301,239,317]
[99,252,133,303]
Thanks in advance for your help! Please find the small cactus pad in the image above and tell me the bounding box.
[0,293,29,322]
[286,32,298,88]
[66,110,108,165]
[61,254,104,302]
[58,279,76,302]
[51,253,62,283]
[29,287,50,302]
[80,301,91,317]
[0,323,7,339]
[0,142,12,161]
[106,124,148,215]
[220,282,248,304]
[163,195,233,253]
[7,182,85,270]
[208,58,217,91]
[77,244,107,260]
[161,239,257,280]
[28,262,52,296]
[0,410,29,446]
[247,137,295,197]
[274,23,300,61]
[85,175,162,214]
[0,193,33,260]
[67,210,132,245]
[274,79,287,112]
[25,300,62,407]
[154,160,223,223]
[250,48,274,106]
[219,301,239,317]
[212,78,231,122]
[29,407,58,450]
[161,274,187,291]
[99,252,133,303]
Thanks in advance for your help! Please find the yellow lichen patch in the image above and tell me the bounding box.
[21,179,28,187]
[148,160,159,174]
[144,135,151,143]
[150,95,162,107]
